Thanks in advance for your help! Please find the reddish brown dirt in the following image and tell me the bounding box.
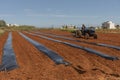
[38,29,72,36]
[37,30,120,46]
[0,32,8,63]
[0,30,120,80]
[30,31,120,57]
[24,31,120,80]
[0,32,9,79]
[0,32,84,80]
[95,33,120,46]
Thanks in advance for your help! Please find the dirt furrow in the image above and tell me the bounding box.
[0,32,8,64]
[24,32,120,79]
[37,30,120,46]
[0,32,9,80]
[31,31,120,58]
[5,32,82,80]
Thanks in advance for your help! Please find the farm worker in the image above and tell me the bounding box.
[81,24,86,35]
[81,24,86,30]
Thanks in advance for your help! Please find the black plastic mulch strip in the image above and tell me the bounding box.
[19,32,69,65]
[34,32,120,50]
[35,32,74,41]
[0,32,18,71]
[27,32,119,60]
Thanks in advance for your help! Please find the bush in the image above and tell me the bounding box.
[0,20,6,27]
[0,29,5,35]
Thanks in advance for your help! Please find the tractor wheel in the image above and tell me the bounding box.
[84,33,89,39]
[75,30,81,38]
[93,34,97,39]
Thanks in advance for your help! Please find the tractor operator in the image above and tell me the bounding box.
[81,24,86,34]
[81,24,86,30]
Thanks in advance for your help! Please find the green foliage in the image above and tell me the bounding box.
[60,28,75,33]
[0,29,5,36]
[96,29,120,33]
[0,25,37,32]
[67,29,76,33]
[0,20,7,27]
[11,25,36,31]
[115,25,120,29]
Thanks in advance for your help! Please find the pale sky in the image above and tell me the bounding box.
[0,0,120,27]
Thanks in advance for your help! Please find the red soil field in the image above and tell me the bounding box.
[0,30,120,80]
[0,32,82,80]
[25,30,120,79]
[38,30,120,46]
[0,32,8,64]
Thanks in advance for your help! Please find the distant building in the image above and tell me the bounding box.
[7,24,11,27]
[102,21,116,29]
[7,24,19,27]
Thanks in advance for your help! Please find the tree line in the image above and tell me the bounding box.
[0,20,6,27]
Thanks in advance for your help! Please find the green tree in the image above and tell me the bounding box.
[115,25,120,29]
[0,20,6,27]
[73,26,76,29]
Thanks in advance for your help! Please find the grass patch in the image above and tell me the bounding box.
[96,29,120,33]
[60,28,76,33]
[0,29,5,36]
[0,26,37,31]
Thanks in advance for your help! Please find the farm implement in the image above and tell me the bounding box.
[73,27,97,39]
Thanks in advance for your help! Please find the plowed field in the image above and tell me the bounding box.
[0,30,120,80]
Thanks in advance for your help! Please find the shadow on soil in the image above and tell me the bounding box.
[71,65,120,78]
[71,65,86,74]
[92,68,120,77]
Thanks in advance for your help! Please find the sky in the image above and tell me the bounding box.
[0,0,120,27]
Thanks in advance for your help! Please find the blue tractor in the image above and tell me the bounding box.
[73,27,97,39]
